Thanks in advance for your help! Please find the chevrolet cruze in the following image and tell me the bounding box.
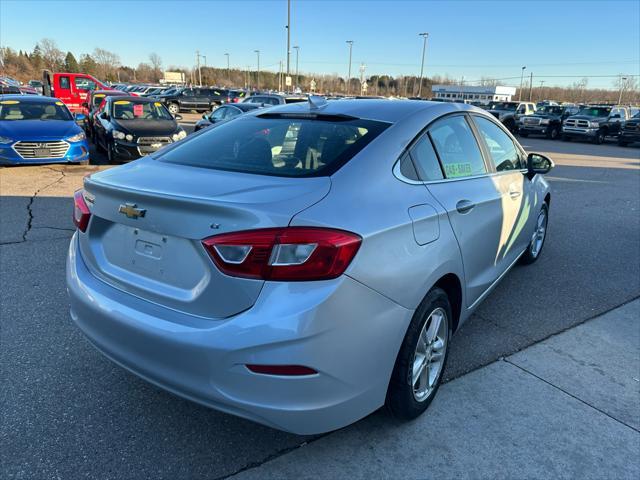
[67,98,553,434]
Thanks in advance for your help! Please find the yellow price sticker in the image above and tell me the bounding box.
[94,94,105,98]
[114,100,131,105]
[55,101,65,106]
[0,100,19,105]
[154,102,162,107]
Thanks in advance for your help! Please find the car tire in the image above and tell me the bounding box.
[520,203,549,265]
[78,160,90,166]
[167,103,180,115]
[386,287,452,420]
[548,127,560,140]
[594,130,605,145]
[504,120,516,134]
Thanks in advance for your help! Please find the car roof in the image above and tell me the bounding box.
[231,103,262,111]
[0,94,61,104]
[92,90,127,96]
[105,95,156,103]
[259,98,456,123]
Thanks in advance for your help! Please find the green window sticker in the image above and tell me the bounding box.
[444,163,473,178]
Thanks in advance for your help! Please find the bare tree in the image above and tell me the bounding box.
[149,52,162,81]
[38,38,64,71]
[92,48,121,80]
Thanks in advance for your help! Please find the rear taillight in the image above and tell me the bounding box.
[202,227,361,281]
[72,189,91,232]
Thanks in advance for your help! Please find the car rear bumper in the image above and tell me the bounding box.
[66,233,412,434]
[0,141,89,165]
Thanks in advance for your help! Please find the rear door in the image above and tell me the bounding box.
[470,114,534,267]
[413,113,505,306]
[180,88,197,109]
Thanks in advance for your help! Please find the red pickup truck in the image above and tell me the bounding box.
[42,71,112,115]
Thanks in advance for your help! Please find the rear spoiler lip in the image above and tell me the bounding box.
[256,112,359,121]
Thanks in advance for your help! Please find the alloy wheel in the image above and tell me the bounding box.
[530,207,548,258]
[411,307,448,402]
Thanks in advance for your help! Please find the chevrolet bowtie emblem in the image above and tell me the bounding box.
[118,203,146,219]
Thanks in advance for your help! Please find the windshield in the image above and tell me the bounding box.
[491,102,517,111]
[91,94,107,108]
[578,107,611,117]
[157,114,389,177]
[537,106,564,115]
[0,100,73,121]
[111,100,174,120]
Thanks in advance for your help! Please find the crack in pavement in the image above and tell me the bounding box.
[16,166,68,244]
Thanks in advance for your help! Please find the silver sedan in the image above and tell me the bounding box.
[67,98,553,434]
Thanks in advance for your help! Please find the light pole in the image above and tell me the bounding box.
[417,32,429,98]
[254,50,260,91]
[518,66,526,101]
[225,53,230,84]
[293,45,299,90]
[618,76,628,104]
[346,40,354,95]
[196,50,202,86]
[286,0,291,78]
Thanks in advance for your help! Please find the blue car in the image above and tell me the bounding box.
[0,95,90,165]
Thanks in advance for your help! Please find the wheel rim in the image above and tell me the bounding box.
[169,104,178,114]
[551,128,558,139]
[530,208,547,258]
[411,307,448,402]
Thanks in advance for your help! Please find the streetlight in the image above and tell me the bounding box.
[618,75,628,104]
[346,40,354,95]
[417,32,429,98]
[254,50,260,91]
[519,66,526,101]
[286,0,291,77]
[224,53,230,84]
[293,45,299,91]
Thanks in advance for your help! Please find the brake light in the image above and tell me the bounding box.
[72,189,91,232]
[202,227,361,281]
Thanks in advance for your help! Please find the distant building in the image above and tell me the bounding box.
[431,84,516,104]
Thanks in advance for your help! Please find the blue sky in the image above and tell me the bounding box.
[1,0,638,88]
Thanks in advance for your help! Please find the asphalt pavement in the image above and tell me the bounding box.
[1,135,639,479]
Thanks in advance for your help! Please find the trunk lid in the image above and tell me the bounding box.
[79,157,330,319]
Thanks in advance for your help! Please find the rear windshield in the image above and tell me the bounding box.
[578,107,611,117]
[0,100,72,121]
[157,114,389,177]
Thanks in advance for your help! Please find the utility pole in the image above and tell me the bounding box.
[539,80,545,101]
[246,65,251,90]
[417,32,429,98]
[346,40,354,95]
[359,63,366,95]
[254,50,260,91]
[279,60,283,91]
[459,76,464,101]
[518,66,526,101]
[618,76,628,104]
[293,45,299,91]
[528,72,533,101]
[225,53,230,84]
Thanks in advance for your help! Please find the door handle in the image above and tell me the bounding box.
[456,199,476,214]
[509,189,522,199]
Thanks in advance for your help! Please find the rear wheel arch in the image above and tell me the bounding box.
[433,273,462,333]
[544,192,551,206]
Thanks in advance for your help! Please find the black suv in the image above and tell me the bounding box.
[518,105,579,140]
[159,87,229,114]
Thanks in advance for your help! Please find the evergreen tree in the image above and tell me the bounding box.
[64,51,79,72]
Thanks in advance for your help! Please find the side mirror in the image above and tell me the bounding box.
[201,113,207,119]
[174,114,183,121]
[82,102,89,108]
[100,112,110,121]
[74,113,86,122]
[527,152,554,179]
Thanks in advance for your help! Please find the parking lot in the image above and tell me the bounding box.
[1,135,638,479]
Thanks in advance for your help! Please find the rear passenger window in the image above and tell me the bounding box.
[429,115,486,178]
[410,134,443,181]
[473,116,524,171]
[59,76,70,89]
